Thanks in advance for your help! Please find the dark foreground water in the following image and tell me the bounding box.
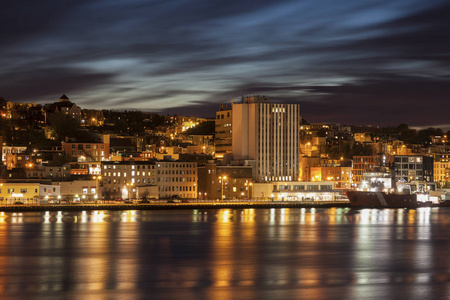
[0,208,449,300]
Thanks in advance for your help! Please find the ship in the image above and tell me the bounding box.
[345,168,437,209]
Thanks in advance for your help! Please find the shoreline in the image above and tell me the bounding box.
[0,201,351,212]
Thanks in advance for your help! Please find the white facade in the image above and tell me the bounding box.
[252,181,338,201]
[232,98,300,182]
[58,180,99,201]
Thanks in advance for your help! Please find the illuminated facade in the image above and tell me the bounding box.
[197,161,253,200]
[352,155,380,184]
[310,166,352,188]
[252,181,338,201]
[101,160,197,200]
[215,105,232,158]
[232,96,300,182]
[434,154,450,186]
[2,146,27,163]
[0,182,60,204]
[57,179,100,202]
[62,135,110,162]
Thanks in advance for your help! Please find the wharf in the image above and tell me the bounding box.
[0,201,351,212]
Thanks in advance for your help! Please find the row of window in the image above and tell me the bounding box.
[104,176,195,185]
[1,187,57,193]
[104,163,196,170]
[274,184,333,191]
[395,163,424,170]
[71,144,105,150]
[159,186,196,192]
[72,151,105,156]
[2,188,37,193]
[104,170,195,177]
[394,157,423,163]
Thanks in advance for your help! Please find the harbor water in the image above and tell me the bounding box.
[0,208,449,299]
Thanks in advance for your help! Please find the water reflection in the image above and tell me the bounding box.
[0,208,447,299]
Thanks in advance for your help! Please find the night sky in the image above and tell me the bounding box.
[2,1,449,129]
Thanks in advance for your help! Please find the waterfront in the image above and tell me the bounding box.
[0,208,449,299]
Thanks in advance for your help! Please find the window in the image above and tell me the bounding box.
[83,188,88,194]
[307,185,319,191]
[20,188,27,193]
[320,185,332,191]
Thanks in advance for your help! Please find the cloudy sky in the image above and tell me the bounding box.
[2,0,449,128]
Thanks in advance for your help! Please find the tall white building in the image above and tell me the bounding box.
[232,96,300,182]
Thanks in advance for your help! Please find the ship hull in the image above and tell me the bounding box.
[346,191,431,209]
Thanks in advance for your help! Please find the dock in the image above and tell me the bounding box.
[0,201,351,212]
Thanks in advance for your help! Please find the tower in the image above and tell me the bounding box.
[232,96,300,182]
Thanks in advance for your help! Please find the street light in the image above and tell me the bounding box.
[126,183,134,200]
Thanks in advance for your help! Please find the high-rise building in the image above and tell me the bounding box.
[232,96,300,182]
[214,104,232,158]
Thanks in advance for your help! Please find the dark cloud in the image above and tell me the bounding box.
[1,0,450,128]
[0,67,115,101]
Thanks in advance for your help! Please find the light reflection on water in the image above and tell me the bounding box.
[0,208,448,299]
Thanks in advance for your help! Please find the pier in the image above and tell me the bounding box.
[0,201,351,212]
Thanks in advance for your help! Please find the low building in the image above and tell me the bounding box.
[352,155,380,184]
[0,182,60,204]
[101,160,197,200]
[394,155,434,182]
[198,161,253,200]
[252,181,339,201]
[57,179,100,202]
[2,146,27,163]
[434,155,450,187]
[62,135,110,162]
[26,164,71,179]
[310,166,352,189]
